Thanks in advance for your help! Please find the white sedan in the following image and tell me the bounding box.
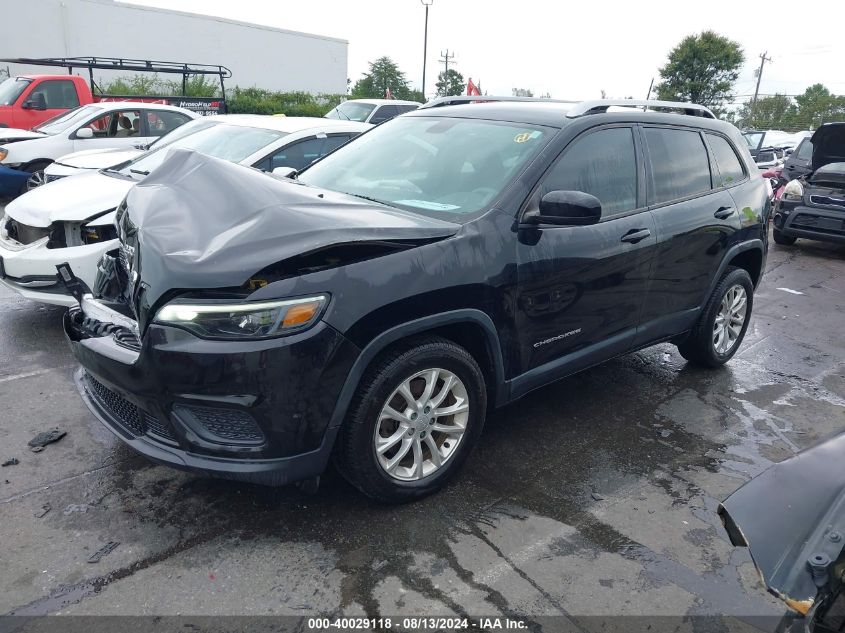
[0,115,371,306]
[0,101,197,195]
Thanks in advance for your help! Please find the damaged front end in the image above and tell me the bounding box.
[720,432,845,630]
[61,148,461,484]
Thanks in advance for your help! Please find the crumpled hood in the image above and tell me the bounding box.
[0,127,46,145]
[810,123,845,173]
[54,147,144,170]
[121,149,460,312]
[6,171,132,227]
[719,432,845,616]
[808,162,845,188]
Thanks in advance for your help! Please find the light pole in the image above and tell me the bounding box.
[421,0,433,100]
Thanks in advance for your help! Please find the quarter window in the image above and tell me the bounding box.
[644,128,712,204]
[539,127,638,216]
[707,134,746,187]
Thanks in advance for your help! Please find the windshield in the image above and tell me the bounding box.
[121,121,286,176]
[0,77,31,106]
[33,105,102,135]
[299,116,551,221]
[325,102,377,122]
[743,132,764,149]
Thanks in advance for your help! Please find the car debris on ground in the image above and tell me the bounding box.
[27,428,66,452]
[1,457,19,467]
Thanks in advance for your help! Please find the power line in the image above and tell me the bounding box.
[438,49,456,77]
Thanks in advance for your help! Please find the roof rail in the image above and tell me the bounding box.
[419,95,577,109]
[567,99,716,119]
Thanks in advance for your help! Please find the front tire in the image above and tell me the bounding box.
[22,161,51,193]
[334,337,487,503]
[773,228,797,246]
[677,266,753,368]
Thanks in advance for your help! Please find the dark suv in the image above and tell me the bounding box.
[63,98,769,502]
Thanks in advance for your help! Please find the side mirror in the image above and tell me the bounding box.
[769,178,781,191]
[22,93,47,111]
[530,190,602,226]
[75,127,94,139]
[271,166,297,179]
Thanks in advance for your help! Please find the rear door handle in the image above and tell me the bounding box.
[620,228,651,244]
[714,206,735,219]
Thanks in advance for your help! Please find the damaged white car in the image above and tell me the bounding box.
[0,115,370,305]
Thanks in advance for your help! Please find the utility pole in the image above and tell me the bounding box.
[440,48,455,96]
[421,0,433,100]
[750,52,772,120]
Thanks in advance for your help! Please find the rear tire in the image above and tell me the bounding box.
[677,266,753,368]
[773,228,797,246]
[334,336,487,503]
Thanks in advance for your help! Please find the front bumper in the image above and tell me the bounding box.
[0,237,114,306]
[774,203,845,244]
[64,302,360,486]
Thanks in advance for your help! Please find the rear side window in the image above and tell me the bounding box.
[145,110,192,137]
[644,128,712,205]
[369,105,398,124]
[707,134,746,187]
[796,139,813,160]
[539,127,638,216]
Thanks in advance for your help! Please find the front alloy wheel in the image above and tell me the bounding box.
[25,169,47,191]
[335,337,486,503]
[374,368,469,481]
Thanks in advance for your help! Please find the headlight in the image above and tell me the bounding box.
[782,180,804,201]
[0,147,7,162]
[154,295,328,339]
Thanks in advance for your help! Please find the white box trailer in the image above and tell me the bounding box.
[0,0,348,95]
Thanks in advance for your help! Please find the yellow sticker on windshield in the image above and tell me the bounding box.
[514,132,532,143]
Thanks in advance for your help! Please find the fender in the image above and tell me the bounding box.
[706,239,764,299]
[326,309,507,431]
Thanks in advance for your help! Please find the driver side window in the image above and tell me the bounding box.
[539,127,638,216]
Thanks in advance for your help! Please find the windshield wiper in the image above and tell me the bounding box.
[129,168,150,176]
[343,192,396,208]
[100,167,134,180]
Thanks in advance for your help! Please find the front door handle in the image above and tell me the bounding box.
[714,206,735,219]
[620,228,651,244]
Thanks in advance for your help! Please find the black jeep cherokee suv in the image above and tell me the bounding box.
[64,99,769,502]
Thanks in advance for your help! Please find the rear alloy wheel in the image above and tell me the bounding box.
[677,266,754,368]
[335,337,486,503]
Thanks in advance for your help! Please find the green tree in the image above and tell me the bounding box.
[351,57,414,99]
[655,31,744,110]
[794,83,845,130]
[736,94,799,131]
[435,69,465,96]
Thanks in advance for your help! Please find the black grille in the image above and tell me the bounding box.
[792,214,845,234]
[174,405,264,444]
[810,195,845,209]
[87,375,146,436]
[143,412,176,441]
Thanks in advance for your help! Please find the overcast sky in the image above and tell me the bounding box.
[133,0,843,104]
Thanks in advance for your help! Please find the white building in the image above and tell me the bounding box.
[1,0,348,95]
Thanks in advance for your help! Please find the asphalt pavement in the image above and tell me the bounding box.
[1,223,844,628]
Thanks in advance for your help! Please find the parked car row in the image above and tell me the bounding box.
[0,114,370,303]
